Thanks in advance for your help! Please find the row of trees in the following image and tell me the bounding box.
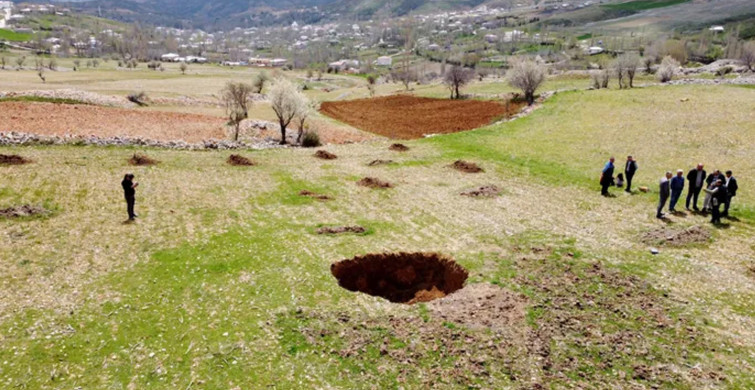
[221,77,314,145]
[436,60,545,105]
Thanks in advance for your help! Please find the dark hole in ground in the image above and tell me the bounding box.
[450,160,483,173]
[331,252,468,304]
[0,154,32,165]
[389,143,409,152]
[317,225,366,234]
[0,205,48,218]
[357,177,393,188]
[314,150,337,160]
[227,154,255,166]
[128,153,159,166]
[299,190,333,201]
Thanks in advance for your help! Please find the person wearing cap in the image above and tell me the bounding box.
[121,173,139,221]
[657,171,672,219]
[669,169,685,212]
[723,170,738,217]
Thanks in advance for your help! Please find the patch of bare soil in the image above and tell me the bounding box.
[0,205,48,218]
[428,283,527,330]
[450,160,484,173]
[314,150,337,160]
[320,95,524,139]
[330,252,468,304]
[357,177,393,189]
[0,154,32,165]
[299,190,333,201]
[0,101,226,143]
[127,154,159,166]
[367,159,394,166]
[317,226,366,235]
[389,143,410,152]
[640,225,711,246]
[461,185,501,197]
[226,154,256,166]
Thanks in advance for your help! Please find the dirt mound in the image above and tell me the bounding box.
[320,95,524,139]
[367,159,394,166]
[0,154,32,165]
[640,225,711,246]
[0,205,48,218]
[330,252,468,304]
[299,190,333,201]
[428,283,527,330]
[227,154,255,166]
[357,177,393,189]
[128,154,159,166]
[450,160,484,173]
[461,185,501,197]
[317,226,366,235]
[389,143,410,152]
[314,150,337,160]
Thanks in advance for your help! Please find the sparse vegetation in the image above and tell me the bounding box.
[269,77,306,145]
[220,81,254,141]
[658,55,680,83]
[443,65,474,99]
[127,91,149,106]
[507,59,545,105]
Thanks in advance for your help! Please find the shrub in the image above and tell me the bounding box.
[301,131,321,148]
[657,56,679,83]
[127,91,149,106]
[715,66,732,77]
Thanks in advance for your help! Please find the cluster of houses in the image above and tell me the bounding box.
[160,53,208,63]
[0,2,69,30]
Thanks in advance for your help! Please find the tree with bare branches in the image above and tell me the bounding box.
[220,81,254,141]
[507,59,545,105]
[657,56,679,83]
[269,78,306,145]
[443,65,474,99]
[742,42,755,72]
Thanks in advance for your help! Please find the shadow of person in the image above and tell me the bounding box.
[122,219,136,225]
[712,222,731,230]
[724,216,740,222]
[670,211,687,218]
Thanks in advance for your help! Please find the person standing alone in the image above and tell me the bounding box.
[122,173,139,221]
[723,170,738,217]
[600,157,615,196]
[657,171,672,219]
[685,164,706,211]
[624,155,638,193]
[669,169,685,212]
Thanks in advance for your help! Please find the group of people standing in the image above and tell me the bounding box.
[599,156,740,224]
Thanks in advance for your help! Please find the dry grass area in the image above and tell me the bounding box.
[320,95,524,139]
[0,84,753,388]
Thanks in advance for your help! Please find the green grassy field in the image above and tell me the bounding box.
[0,28,32,42]
[1,84,754,388]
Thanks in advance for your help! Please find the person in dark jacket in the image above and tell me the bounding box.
[657,172,672,219]
[624,155,638,193]
[600,157,615,196]
[669,169,685,212]
[723,170,738,217]
[121,173,139,220]
[685,164,706,211]
[705,179,727,224]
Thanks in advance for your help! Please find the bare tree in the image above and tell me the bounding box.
[269,78,306,145]
[48,58,57,71]
[742,42,755,72]
[443,66,474,99]
[220,81,254,141]
[73,59,80,71]
[0,57,6,70]
[613,59,626,89]
[615,54,641,88]
[253,71,270,94]
[38,68,46,83]
[15,56,26,70]
[179,62,188,75]
[507,59,545,105]
[366,74,377,97]
[657,55,679,83]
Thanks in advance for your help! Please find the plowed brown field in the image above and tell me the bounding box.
[320,95,524,139]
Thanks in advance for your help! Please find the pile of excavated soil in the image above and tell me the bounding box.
[451,160,484,173]
[317,226,366,235]
[330,252,468,304]
[427,283,527,330]
[299,190,333,201]
[0,154,32,165]
[461,185,501,197]
[640,225,711,246]
[314,150,337,160]
[320,95,524,139]
[367,159,394,166]
[357,177,393,189]
[227,154,255,166]
[128,154,159,166]
[0,205,48,218]
[389,143,410,152]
